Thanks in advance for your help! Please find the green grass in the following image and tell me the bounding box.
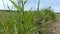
[0,10,56,34]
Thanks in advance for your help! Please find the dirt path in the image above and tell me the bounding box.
[48,14,60,34]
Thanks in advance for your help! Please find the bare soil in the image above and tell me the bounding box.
[48,14,60,34]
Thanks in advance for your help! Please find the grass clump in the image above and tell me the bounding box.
[33,8,56,34]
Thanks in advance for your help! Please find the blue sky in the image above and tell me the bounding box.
[40,0,60,12]
[0,0,39,11]
[0,0,60,12]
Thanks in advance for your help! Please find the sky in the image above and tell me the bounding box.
[40,0,60,13]
[0,0,60,12]
[0,0,39,11]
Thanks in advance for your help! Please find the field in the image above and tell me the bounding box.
[0,0,59,34]
[0,11,60,34]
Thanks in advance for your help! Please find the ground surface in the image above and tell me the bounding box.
[48,14,60,34]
